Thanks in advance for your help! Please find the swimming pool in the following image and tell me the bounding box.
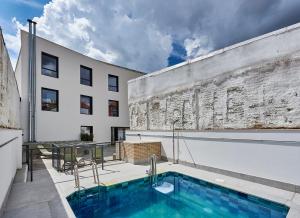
[67,172,289,218]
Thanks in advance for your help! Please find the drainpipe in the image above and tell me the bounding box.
[27,19,37,142]
[27,20,32,142]
[32,21,37,141]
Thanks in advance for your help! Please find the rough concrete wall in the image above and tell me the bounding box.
[129,51,300,130]
[0,30,21,129]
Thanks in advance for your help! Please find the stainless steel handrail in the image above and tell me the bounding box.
[91,160,100,185]
[74,163,80,191]
[149,154,157,186]
[0,137,18,148]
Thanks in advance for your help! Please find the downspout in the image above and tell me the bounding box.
[32,21,37,141]
[27,20,32,142]
[27,19,37,142]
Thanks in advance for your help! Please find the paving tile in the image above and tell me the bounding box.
[3,162,69,218]
[3,202,52,218]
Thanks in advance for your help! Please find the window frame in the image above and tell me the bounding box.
[80,95,93,115]
[80,65,93,86]
[41,87,59,112]
[41,52,59,78]
[108,74,119,92]
[108,100,119,117]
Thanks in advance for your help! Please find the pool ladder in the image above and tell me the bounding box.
[74,163,81,191]
[149,154,158,186]
[74,160,100,192]
[91,160,100,185]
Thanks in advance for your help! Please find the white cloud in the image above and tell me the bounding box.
[5,0,173,72]
[4,0,300,72]
[15,0,44,9]
[3,18,23,68]
[184,36,213,59]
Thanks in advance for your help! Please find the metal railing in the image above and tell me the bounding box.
[149,154,158,186]
[52,142,110,173]
[22,141,121,182]
[0,137,18,148]
[91,160,100,185]
[74,163,80,191]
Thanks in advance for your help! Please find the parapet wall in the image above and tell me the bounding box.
[0,29,20,129]
[128,24,300,131]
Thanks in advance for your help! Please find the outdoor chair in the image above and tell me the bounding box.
[37,145,52,158]
[63,150,85,171]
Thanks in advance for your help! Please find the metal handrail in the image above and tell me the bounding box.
[91,160,100,185]
[74,163,80,191]
[0,137,18,148]
[149,154,157,186]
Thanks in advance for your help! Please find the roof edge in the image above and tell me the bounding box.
[128,22,300,84]
[20,29,145,75]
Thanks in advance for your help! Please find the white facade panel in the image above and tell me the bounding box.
[18,30,143,142]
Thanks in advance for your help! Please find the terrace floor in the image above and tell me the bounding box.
[2,160,68,218]
[3,158,300,218]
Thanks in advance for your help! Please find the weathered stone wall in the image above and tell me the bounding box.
[0,29,21,129]
[129,52,300,130]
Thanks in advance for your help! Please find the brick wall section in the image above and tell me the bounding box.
[119,141,161,164]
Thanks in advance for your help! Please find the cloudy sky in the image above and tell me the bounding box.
[1,0,300,73]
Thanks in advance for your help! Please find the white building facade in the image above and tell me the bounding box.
[16,30,143,143]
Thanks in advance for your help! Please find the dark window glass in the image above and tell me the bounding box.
[108,74,119,92]
[42,52,58,78]
[80,95,93,115]
[80,126,93,142]
[41,88,58,112]
[109,100,119,117]
[81,126,93,135]
[80,65,92,86]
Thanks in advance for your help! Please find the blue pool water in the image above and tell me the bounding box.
[67,172,289,218]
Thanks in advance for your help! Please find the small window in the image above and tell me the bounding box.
[42,52,58,78]
[80,95,93,115]
[41,88,59,112]
[109,100,119,117]
[80,65,92,86]
[80,126,93,142]
[108,74,119,92]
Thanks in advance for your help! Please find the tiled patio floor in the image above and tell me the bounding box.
[2,161,68,218]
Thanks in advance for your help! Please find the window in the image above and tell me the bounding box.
[80,126,93,142]
[80,65,92,86]
[42,52,58,78]
[109,100,119,117]
[41,88,58,112]
[108,74,119,92]
[81,126,93,135]
[80,95,93,115]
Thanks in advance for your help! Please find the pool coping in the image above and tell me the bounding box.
[43,159,300,218]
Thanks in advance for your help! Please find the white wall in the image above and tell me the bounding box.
[18,30,143,142]
[0,29,20,129]
[128,23,300,102]
[0,129,22,211]
[0,26,22,214]
[127,130,300,186]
